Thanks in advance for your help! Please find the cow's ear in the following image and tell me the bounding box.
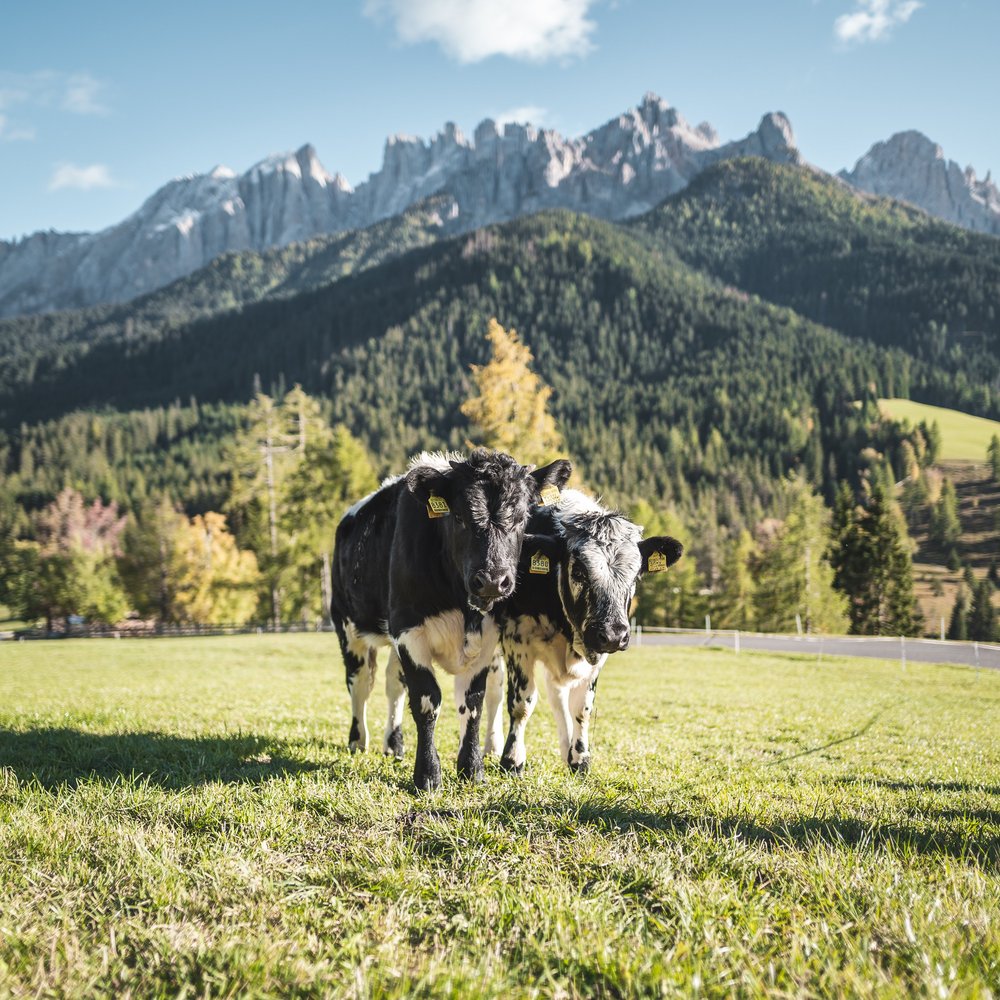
[519,533,565,577]
[405,465,452,507]
[637,536,683,576]
[529,459,573,503]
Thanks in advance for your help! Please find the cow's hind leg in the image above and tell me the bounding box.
[454,666,489,782]
[396,635,443,792]
[383,648,406,759]
[482,652,505,757]
[335,617,375,752]
[500,650,538,775]
[566,674,599,775]
[347,647,377,752]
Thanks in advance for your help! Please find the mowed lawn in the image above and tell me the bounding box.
[1,636,998,998]
[878,398,1000,463]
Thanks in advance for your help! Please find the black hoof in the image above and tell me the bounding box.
[383,726,404,759]
[499,755,525,775]
[569,756,591,776]
[457,750,485,783]
[413,756,442,792]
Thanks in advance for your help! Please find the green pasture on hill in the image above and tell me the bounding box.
[1,634,998,997]
[879,397,1000,463]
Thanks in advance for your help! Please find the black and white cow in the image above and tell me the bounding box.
[491,490,682,774]
[330,449,573,792]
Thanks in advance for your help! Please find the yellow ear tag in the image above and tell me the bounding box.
[427,494,450,519]
[647,551,668,573]
[538,484,561,507]
[529,552,550,575]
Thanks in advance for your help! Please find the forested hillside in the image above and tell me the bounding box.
[636,159,1000,418]
[2,209,925,522]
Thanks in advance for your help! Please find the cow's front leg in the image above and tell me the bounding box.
[500,651,538,774]
[545,675,573,769]
[346,647,377,752]
[482,652,505,757]
[566,673,600,774]
[454,666,489,782]
[396,638,442,792]
[383,648,406,759]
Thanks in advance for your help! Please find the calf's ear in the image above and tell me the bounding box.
[529,459,573,496]
[519,533,565,576]
[405,465,452,507]
[637,536,683,576]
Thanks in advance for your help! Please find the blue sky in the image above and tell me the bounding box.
[2,0,997,241]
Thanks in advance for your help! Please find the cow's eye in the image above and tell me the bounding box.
[571,563,587,584]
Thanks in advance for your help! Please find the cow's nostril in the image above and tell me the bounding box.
[472,570,489,593]
[497,573,513,595]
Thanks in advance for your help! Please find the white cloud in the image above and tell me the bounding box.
[834,0,923,44]
[364,0,597,63]
[61,72,109,115]
[0,114,36,141]
[0,70,110,116]
[495,105,549,127]
[49,163,117,192]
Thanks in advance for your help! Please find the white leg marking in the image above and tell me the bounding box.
[504,655,538,770]
[383,648,406,755]
[348,647,377,752]
[567,675,598,770]
[545,675,572,766]
[483,651,505,756]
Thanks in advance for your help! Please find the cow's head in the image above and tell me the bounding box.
[406,449,573,613]
[523,508,682,664]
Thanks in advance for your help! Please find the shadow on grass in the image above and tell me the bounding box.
[399,791,999,866]
[0,727,319,790]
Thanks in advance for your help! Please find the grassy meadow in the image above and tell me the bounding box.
[878,398,1000,463]
[0,634,998,997]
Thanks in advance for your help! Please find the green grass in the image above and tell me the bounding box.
[879,398,1000,463]
[1,635,998,998]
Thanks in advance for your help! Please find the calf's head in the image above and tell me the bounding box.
[406,449,572,612]
[524,513,683,664]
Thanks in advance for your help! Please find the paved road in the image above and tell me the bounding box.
[635,631,1000,671]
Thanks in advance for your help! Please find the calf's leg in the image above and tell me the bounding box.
[482,652,505,757]
[383,648,406,759]
[454,667,489,782]
[396,636,443,792]
[545,675,573,769]
[500,651,538,774]
[336,618,376,752]
[566,674,599,774]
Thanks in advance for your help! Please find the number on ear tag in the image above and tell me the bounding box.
[539,484,561,507]
[529,552,550,575]
[427,494,450,519]
[647,551,668,573]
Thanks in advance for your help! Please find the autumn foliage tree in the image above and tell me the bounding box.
[461,318,564,467]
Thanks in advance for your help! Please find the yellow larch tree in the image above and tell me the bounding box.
[461,318,563,467]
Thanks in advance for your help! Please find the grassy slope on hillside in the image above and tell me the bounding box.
[879,398,1000,463]
[1,635,997,997]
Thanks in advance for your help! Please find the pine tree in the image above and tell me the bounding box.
[713,529,758,630]
[279,425,378,622]
[830,480,920,635]
[929,477,961,548]
[754,476,847,634]
[988,434,1000,483]
[947,585,970,641]
[461,318,563,467]
[968,579,998,642]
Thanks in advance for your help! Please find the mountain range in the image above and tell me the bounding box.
[2,92,997,319]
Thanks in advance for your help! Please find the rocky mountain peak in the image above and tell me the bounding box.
[840,130,1000,236]
[0,95,805,318]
